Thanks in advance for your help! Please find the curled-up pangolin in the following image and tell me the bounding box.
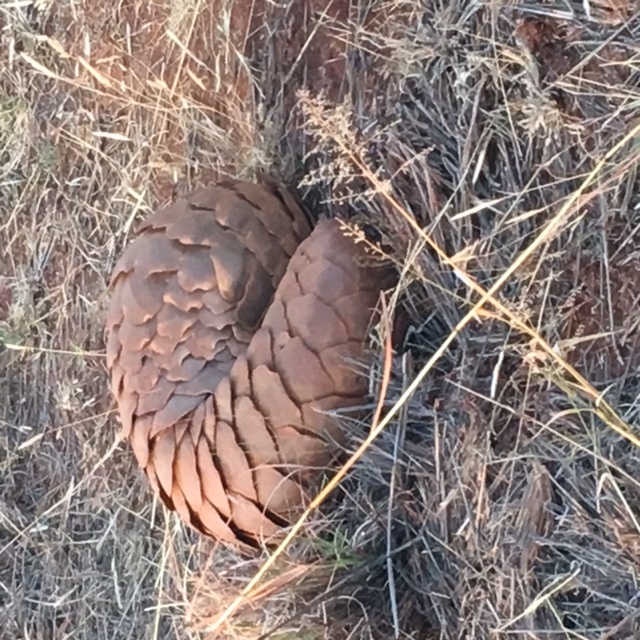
[106,179,395,548]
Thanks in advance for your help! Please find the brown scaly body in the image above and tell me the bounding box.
[106,179,393,547]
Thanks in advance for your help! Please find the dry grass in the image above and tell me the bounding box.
[2,0,640,638]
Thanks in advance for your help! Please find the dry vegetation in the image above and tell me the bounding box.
[2,0,640,638]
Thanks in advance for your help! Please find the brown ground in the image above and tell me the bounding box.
[2,1,640,639]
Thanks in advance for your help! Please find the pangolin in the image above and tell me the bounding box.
[105,179,394,548]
